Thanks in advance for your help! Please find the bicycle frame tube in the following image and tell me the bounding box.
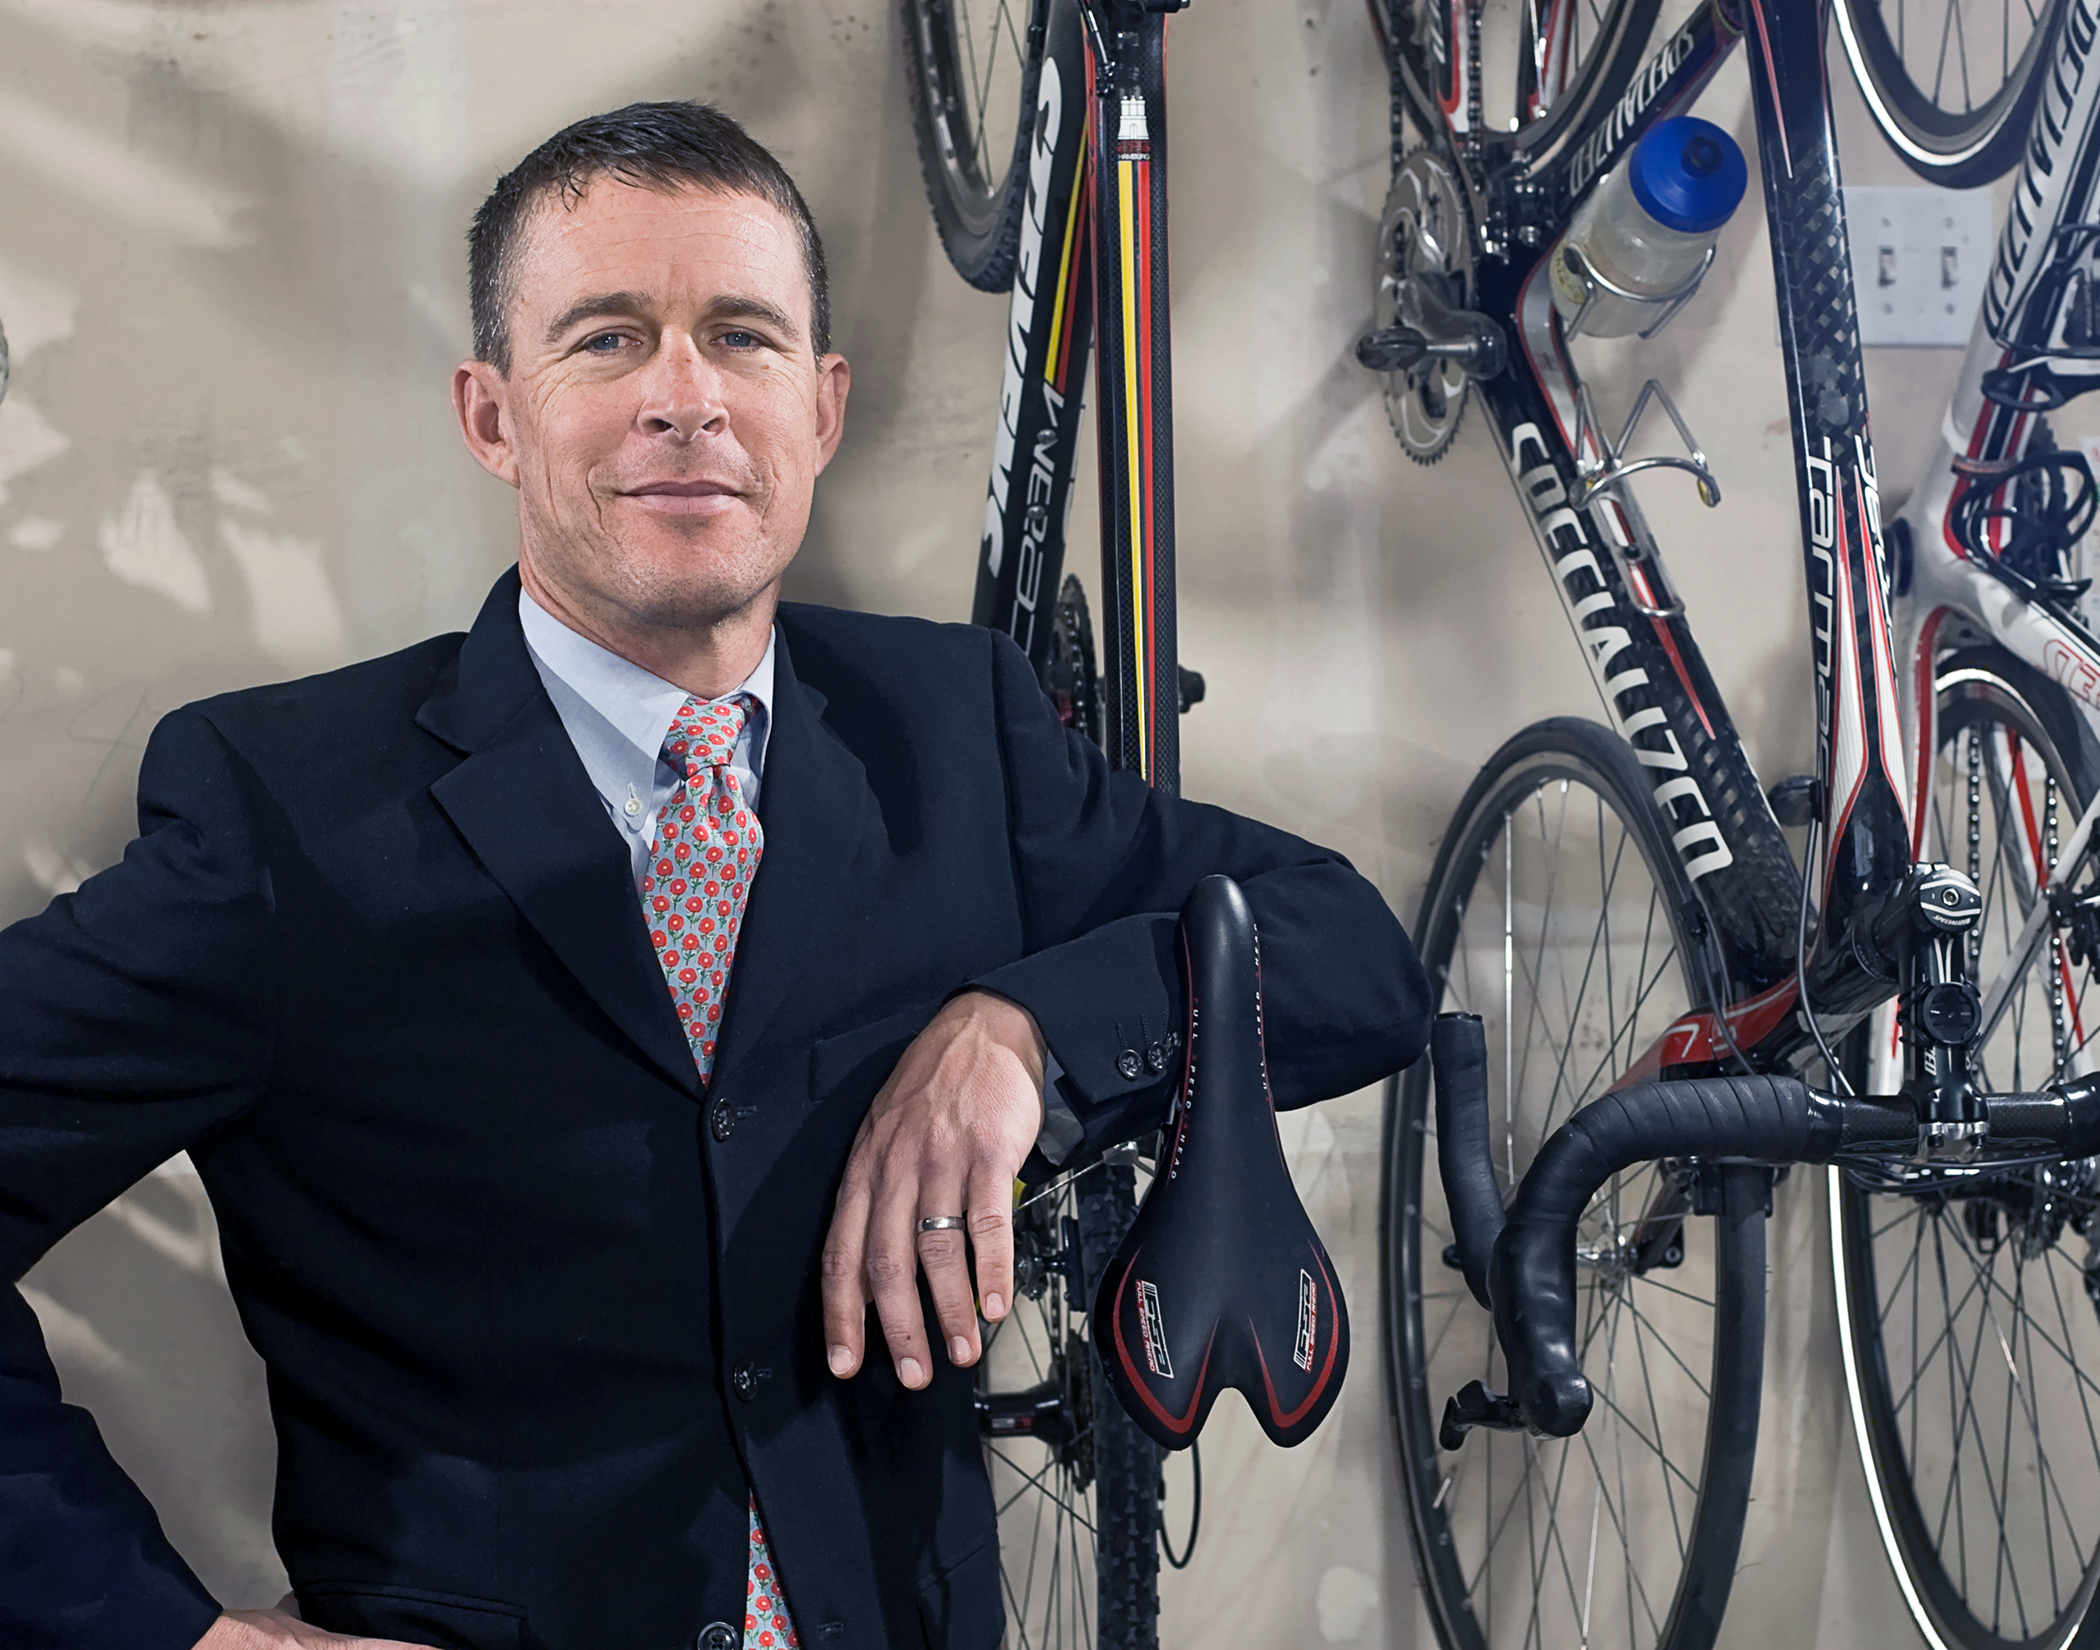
[972,0,1095,672]
[1471,4,1807,1033]
[970,0,1183,794]
[1877,0,2100,1087]
[1434,0,1917,1067]
[1085,7,1181,793]
[1894,0,2100,768]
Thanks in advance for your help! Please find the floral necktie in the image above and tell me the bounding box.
[638,693,797,1650]
[643,694,762,1085]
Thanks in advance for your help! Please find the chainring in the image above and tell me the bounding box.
[1041,573,1103,749]
[1375,148,1476,465]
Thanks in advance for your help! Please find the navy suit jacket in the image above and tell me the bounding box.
[0,569,1427,1650]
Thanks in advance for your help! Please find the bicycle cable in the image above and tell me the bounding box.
[1795,814,1854,1094]
[1158,1437,1200,1569]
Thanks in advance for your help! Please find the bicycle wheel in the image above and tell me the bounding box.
[981,1158,1161,1650]
[1385,717,1767,1650]
[1835,647,2100,1650]
[1386,0,1664,158]
[901,0,1046,291]
[1833,0,2066,187]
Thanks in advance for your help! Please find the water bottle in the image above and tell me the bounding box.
[1551,115,1748,338]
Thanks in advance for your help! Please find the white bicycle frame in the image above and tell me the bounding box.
[1847,9,2100,1644]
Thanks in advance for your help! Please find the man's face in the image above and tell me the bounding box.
[454,179,847,640]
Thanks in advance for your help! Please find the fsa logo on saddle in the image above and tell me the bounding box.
[1293,1269,1317,1373]
[1137,1279,1174,1380]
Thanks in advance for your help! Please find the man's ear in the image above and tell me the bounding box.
[812,352,851,475]
[453,359,521,488]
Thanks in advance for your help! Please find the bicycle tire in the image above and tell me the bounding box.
[901,0,1047,291]
[1384,716,1766,1650]
[981,1159,1160,1649]
[1835,645,2100,1650]
[1833,0,2066,187]
[1386,0,1665,161]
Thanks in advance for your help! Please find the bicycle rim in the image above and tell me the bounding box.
[983,1159,1161,1649]
[1836,650,2100,1650]
[901,0,1045,290]
[1833,0,2065,186]
[1389,0,1666,160]
[1386,717,1764,1650]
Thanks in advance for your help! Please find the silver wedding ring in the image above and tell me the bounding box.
[917,1214,966,1233]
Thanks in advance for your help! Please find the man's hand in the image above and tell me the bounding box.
[822,990,1048,1389]
[198,1607,437,1649]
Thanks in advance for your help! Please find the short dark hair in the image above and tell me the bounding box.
[468,101,830,375]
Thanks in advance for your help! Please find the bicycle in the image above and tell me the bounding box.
[899,2,1204,1644]
[1365,2,2100,1648]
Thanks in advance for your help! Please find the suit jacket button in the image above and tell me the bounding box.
[1115,1049,1142,1080]
[696,1622,738,1650]
[1144,1040,1167,1074]
[709,1096,736,1141]
[731,1360,757,1400]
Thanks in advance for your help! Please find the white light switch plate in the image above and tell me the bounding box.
[1843,184,1994,347]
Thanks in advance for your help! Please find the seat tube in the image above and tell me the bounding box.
[1088,6,1180,794]
[1747,0,1912,1013]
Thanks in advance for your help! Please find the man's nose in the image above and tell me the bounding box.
[637,336,727,442]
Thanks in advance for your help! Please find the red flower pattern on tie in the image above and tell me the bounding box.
[639,696,795,1645]
[745,1494,800,1650]
[642,694,763,1086]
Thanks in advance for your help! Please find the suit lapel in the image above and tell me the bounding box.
[710,627,872,1084]
[418,571,700,1098]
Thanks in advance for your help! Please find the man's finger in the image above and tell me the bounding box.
[821,1173,875,1377]
[866,1168,935,1388]
[967,1160,1017,1326]
[917,1188,980,1368]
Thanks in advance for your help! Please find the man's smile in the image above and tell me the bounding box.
[618,477,747,515]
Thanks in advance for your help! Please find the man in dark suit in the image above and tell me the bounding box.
[0,104,1426,1650]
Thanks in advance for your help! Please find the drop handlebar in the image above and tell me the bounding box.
[1429,1011,2100,1442]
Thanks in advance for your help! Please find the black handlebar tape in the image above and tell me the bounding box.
[1430,1013,1500,1312]
[1984,1078,2100,1148]
[1489,1074,1822,1438]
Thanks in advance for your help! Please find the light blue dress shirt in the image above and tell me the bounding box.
[518,589,775,888]
[518,587,1086,1166]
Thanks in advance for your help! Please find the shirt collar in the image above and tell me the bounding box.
[517,585,776,761]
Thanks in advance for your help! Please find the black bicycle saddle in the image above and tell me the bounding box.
[1090,874,1350,1450]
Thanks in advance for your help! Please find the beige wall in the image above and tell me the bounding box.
[0,1,2078,1644]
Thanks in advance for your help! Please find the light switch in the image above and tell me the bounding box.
[1844,184,1994,347]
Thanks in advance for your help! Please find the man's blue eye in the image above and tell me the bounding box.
[722,330,757,348]
[584,332,624,352]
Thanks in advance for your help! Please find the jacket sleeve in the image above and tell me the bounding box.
[966,631,1430,1161]
[0,707,279,1650]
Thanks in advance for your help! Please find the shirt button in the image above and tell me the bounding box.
[731,1361,757,1400]
[1115,1049,1142,1081]
[709,1096,736,1141]
[696,1622,738,1650]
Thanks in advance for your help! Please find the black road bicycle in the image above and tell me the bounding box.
[901,2,1205,1645]
[1370,1,2100,1648]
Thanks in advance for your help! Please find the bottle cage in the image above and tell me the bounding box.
[1090,874,1350,1450]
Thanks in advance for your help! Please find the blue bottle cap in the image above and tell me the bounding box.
[1629,116,1747,235]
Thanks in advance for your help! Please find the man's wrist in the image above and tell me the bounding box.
[954,988,1048,1087]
